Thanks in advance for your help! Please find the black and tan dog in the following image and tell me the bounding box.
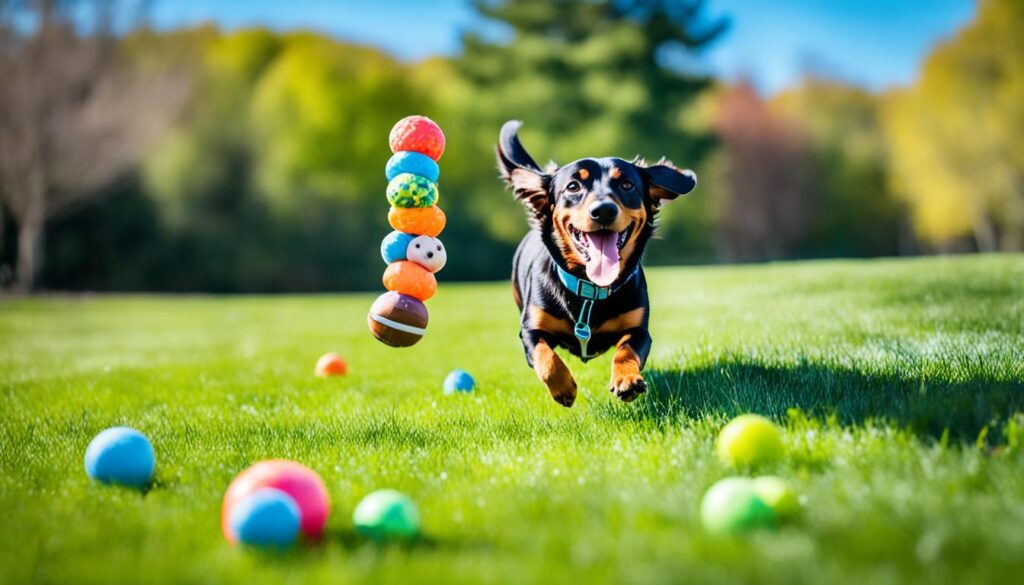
[497,121,696,407]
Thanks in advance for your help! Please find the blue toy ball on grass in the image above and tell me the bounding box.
[381,230,416,264]
[443,369,475,395]
[228,487,301,548]
[84,426,155,488]
[386,151,440,183]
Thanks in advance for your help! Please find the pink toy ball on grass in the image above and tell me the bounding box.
[222,460,330,543]
[389,115,445,161]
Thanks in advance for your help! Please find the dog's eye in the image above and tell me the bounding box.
[566,181,581,193]
[415,244,421,249]
[620,180,634,191]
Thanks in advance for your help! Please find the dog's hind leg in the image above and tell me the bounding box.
[522,330,577,407]
[609,330,651,402]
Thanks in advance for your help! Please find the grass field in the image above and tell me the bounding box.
[2,254,1023,584]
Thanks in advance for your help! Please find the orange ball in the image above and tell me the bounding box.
[383,261,437,301]
[314,352,347,377]
[388,206,446,237]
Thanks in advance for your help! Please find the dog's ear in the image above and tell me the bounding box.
[642,161,697,206]
[497,120,550,216]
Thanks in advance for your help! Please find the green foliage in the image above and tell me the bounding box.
[775,81,903,257]
[881,0,1024,250]
[2,256,1023,582]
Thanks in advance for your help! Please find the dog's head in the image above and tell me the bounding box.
[497,120,696,287]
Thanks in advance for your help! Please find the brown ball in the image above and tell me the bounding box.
[367,291,429,347]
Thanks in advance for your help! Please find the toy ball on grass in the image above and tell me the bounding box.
[381,231,416,264]
[389,115,445,161]
[406,235,446,273]
[315,352,347,377]
[84,426,155,488]
[716,414,784,468]
[228,487,301,548]
[443,369,475,394]
[353,489,420,540]
[388,206,446,237]
[383,260,437,302]
[700,477,776,535]
[222,460,330,543]
[386,151,439,183]
[368,291,429,348]
[752,475,801,520]
[387,173,438,209]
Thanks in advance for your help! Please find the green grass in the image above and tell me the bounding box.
[2,254,1023,584]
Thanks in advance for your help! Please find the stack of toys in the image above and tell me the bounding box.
[368,116,447,348]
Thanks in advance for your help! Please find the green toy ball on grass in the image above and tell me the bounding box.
[752,475,801,520]
[716,414,785,468]
[700,477,775,535]
[352,489,420,540]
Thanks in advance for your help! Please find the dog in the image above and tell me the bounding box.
[497,120,697,407]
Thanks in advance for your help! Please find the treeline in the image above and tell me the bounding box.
[1,0,1021,292]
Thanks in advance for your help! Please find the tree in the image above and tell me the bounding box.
[450,0,727,258]
[774,79,904,258]
[713,81,813,261]
[881,0,1024,251]
[0,0,185,291]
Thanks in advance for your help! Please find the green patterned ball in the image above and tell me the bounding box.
[387,173,439,208]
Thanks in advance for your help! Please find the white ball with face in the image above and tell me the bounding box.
[406,235,447,273]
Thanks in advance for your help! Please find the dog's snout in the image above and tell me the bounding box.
[589,201,619,226]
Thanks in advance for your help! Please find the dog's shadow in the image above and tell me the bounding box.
[600,360,1023,442]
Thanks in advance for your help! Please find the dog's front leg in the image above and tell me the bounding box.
[610,329,651,402]
[522,329,578,407]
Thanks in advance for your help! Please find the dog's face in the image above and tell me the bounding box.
[497,121,696,287]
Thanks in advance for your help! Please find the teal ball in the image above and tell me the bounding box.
[386,151,439,183]
[386,173,438,208]
[228,488,301,548]
[84,426,155,488]
[381,231,415,264]
[443,369,475,394]
[353,489,420,540]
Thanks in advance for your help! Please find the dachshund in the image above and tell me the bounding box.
[497,120,696,407]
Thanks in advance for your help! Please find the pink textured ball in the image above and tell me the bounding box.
[222,460,330,543]
[389,115,445,161]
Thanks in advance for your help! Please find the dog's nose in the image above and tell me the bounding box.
[589,201,619,226]
[427,252,434,258]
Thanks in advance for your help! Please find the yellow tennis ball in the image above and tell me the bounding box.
[716,414,784,468]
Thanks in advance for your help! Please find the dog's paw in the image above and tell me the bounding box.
[610,372,647,403]
[548,372,578,407]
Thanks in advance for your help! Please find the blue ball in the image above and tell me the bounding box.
[228,488,301,548]
[381,230,415,264]
[84,426,155,488]
[443,369,475,395]
[386,151,439,183]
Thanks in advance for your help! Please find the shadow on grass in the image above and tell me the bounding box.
[608,361,1024,441]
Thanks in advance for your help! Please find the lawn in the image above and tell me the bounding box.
[1,254,1023,584]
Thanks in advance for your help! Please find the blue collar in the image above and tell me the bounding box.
[553,263,639,361]
[554,264,638,300]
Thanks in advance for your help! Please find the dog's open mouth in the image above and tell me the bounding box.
[567,224,632,287]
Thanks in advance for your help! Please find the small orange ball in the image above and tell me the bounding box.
[383,261,437,301]
[388,206,446,237]
[315,353,347,377]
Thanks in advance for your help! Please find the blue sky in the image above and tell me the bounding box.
[151,0,976,95]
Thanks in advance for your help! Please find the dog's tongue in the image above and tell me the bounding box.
[584,230,620,287]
